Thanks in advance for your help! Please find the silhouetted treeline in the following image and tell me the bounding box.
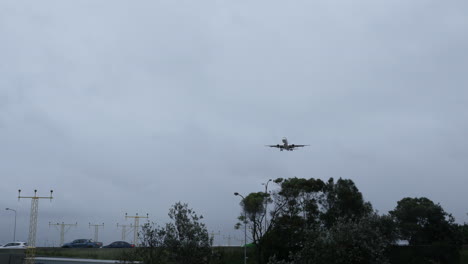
[236,177,464,264]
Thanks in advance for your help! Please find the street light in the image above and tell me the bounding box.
[234,192,247,264]
[5,208,17,241]
[261,179,272,231]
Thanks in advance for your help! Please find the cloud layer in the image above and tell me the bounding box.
[1,0,467,246]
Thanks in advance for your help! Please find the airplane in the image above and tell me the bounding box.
[266,137,309,151]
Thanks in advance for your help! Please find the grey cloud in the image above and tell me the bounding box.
[1,0,468,246]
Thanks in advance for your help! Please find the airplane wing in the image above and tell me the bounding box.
[291,144,309,148]
[266,145,284,148]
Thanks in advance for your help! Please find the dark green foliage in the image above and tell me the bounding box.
[261,215,306,261]
[233,180,464,264]
[293,214,394,264]
[127,222,167,264]
[122,202,212,264]
[320,178,373,228]
[236,192,271,264]
[459,224,468,244]
[390,197,462,247]
[242,192,270,219]
[277,177,324,223]
[164,202,213,264]
[387,245,460,264]
[260,177,379,263]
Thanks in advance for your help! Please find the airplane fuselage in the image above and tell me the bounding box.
[281,137,289,151]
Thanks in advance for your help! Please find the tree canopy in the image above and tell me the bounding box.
[126,202,212,264]
[389,197,461,246]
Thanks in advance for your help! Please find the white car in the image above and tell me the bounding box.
[0,242,28,249]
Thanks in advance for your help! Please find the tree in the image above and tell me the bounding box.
[292,213,395,264]
[124,222,167,264]
[459,223,468,244]
[122,202,212,264]
[235,191,270,264]
[261,178,325,261]
[389,197,461,246]
[237,177,378,263]
[320,178,373,227]
[164,202,213,264]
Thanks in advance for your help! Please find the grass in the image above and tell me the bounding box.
[35,247,468,264]
[35,247,254,263]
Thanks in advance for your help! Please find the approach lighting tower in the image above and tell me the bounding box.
[117,223,133,241]
[18,189,53,264]
[125,213,148,245]
[223,234,235,246]
[49,222,77,246]
[89,223,104,242]
[210,230,221,246]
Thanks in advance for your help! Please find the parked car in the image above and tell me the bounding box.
[62,239,102,248]
[102,241,135,248]
[0,242,28,249]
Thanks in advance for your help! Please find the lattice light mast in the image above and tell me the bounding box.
[18,189,53,264]
[210,230,221,246]
[223,235,237,246]
[49,222,77,246]
[125,213,148,245]
[89,223,104,242]
[117,223,133,241]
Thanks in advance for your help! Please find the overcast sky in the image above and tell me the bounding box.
[1,0,468,247]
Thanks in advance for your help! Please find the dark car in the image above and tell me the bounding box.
[102,241,135,248]
[62,239,102,248]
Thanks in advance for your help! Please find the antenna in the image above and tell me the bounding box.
[117,223,134,241]
[125,213,149,246]
[49,222,77,246]
[89,223,104,242]
[18,189,54,264]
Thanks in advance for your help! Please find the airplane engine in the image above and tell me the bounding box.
[291,144,295,147]
[277,144,280,147]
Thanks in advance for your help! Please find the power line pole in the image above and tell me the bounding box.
[89,223,104,242]
[117,223,133,241]
[125,213,148,246]
[18,189,53,264]
[49,222,77,246]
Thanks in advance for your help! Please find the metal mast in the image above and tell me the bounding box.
[18,189,53,264]
[117,223,133,241]
[210,230,221,246]
[125,213,148,245]
[89,223,104,242]
[223,234,234,246]
[49,222,77,246]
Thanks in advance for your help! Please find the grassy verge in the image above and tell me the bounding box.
[35,247,254,263]
[37,247,468,264]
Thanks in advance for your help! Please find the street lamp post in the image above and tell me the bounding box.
[261,179,272,232]
[6,208,17,241]
[234,192,247,264]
